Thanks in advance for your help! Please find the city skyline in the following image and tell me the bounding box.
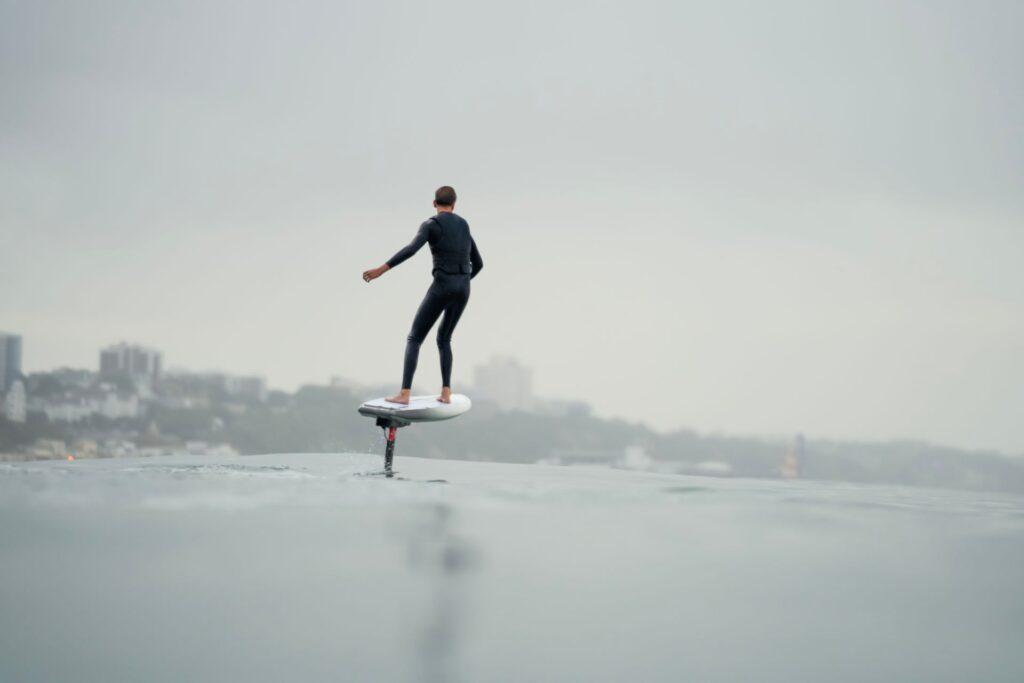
[13,335,541,409]
[4,330,1022,456]
[6,328,1022,498]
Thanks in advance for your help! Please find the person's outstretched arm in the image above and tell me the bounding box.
[469,237,483,279]
[363,221,433,282]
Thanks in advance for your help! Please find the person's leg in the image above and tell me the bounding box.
[388,282,446,404]
[435,280,470,402]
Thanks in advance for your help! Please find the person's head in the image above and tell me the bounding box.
[433,185,457,211]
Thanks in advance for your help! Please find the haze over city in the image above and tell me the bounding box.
[3,1,1022,453]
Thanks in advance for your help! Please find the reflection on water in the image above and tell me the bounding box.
[406,504,478,683]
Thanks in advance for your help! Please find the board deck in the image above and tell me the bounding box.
[357,394,472,423]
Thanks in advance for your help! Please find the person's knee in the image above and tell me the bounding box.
[407,334,426,346]
[436,334,451,348]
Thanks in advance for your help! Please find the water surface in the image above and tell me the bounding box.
[2,453,1022,682]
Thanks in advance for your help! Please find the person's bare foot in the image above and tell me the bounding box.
[386,389,411,405]
[438,387,452,403]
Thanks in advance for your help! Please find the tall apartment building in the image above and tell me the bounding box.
[99,342,163,381]
[0,333,23,392]
[473,356,534,411]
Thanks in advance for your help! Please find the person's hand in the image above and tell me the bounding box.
[362,264,389,282]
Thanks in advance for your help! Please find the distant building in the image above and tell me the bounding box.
[29,439,67,459]
[223,375,267,402]
[97,391,140,419]
[100,439,137,458]
[617,445,653,471]
[0,332,23,392]
[3,379,26,423]
[157,370,267,407]
[49,368,96,388]
[535,398,592,418]
[100,342,162,386]
[781,433,805,479]
[473,356,533,411]
[71,439,99,459]
[39,400,94,423]
[36,384,141,422]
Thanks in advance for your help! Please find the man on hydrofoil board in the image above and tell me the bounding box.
[362,186,483,405]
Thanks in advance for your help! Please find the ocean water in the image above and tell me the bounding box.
[1,453,1022,682]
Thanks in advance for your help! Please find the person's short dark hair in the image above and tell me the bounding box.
[434,186,457,206]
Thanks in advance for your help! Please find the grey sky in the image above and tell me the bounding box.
[2,1,1022,452]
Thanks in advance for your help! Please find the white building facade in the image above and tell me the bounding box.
[3,379,27,423]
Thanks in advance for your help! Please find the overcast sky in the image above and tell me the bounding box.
[2,0,1022,453]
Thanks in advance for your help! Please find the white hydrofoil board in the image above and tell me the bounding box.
[358,394,471,424]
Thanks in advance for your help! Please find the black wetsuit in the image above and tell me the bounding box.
[386,212,483,389]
